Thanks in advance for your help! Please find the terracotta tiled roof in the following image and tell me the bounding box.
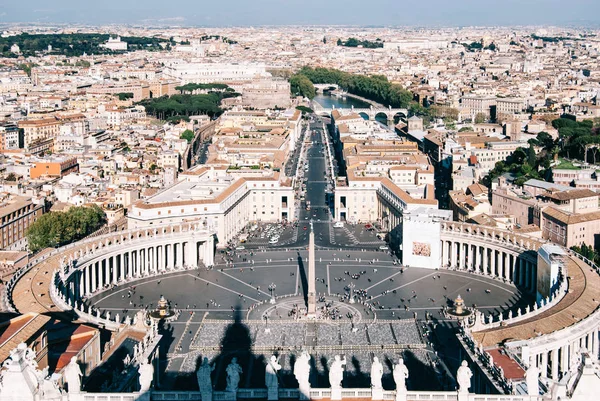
[487,348,525,380]
[0,313,51,363]
[542,207,600,225]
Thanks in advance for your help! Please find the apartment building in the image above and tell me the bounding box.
[461,95,497,118]
[0,194,44,250]
[0,122,20,150]
[18,114,87,151]
[449,183,491,222]
[30,157,79,180]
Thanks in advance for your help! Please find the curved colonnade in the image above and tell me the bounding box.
[440,222,541,293]
[6,223,215,316]
[441,222,600,384]
[6,221,600,387]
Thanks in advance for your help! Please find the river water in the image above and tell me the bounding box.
[312,93,388,124]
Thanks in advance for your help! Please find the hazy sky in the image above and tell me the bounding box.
[1,0,599,27]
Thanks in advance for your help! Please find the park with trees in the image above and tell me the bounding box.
[336,37,383,48]
[0,33,168,57]
[26,205,107,253]
[136,89,239,123]
[482,116,600,187]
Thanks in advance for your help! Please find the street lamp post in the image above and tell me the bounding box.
[269,282,277,304]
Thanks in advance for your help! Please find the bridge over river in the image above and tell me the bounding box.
[312,101,408,125]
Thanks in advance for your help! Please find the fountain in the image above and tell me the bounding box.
[148,295,177,321]
[446,294,473,319]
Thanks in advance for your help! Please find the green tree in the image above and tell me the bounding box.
[458,127,473,132]
[536,131,555,151]
[26,205,106,252]
[115,92,134,101]
[180,129,195,143]
[474,113,487,124]
[296,105,314,114]
[289,74,315,99]
[17,62,37,77]
[527,144,537,168]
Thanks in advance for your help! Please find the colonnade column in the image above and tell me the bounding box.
[176,242,183,268]
[452,242,457,268]
[111,256,117,285]
[83,266,89,295]
[490,250,496,275]
[91,262,97,292]
[530,262,536,292]
[592,328,599,360]
[483,248,488,273]
[560,346,567,375]
[148,247,154,273]
[503,253,509,280]
[157,246,163,271]
[551,348,559,379]
[519,258,525,288]
[541,351,548,378]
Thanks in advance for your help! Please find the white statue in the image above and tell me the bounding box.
[197,357,215,394]
[138,360,154,392]
[393,358,409,393]
[456,360,472,394]
[64,356,82,393]
[525,361,540,396]
[329,355,346,389]
[39,372,63,399]
[226,357,243,392]
[265,355,282,390]
[371,356,384,389]
[294,350,311,400]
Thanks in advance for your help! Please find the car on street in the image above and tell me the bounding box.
[334,222,344,228]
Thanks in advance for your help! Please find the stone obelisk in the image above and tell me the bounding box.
[307,221,317,318]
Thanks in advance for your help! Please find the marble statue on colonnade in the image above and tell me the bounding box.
[393,357,409,401]
[138,360,154,392]
[371,356,384,400]
[329,354,347,400]
[371,356,383,389]
[265,355,282,400]
[197,357,215,401]
[457,360,473,394]
[226,357,243,393]
[329,355,346,389]
[294,350,311,400]
[64,356,83,394]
